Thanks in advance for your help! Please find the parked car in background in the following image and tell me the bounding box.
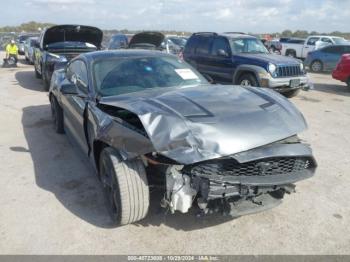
[49,49,316,226]
[129,32,184,55]
[17,33,39,55]
[24,37,38,64]
[183,32,310,98]
[279,37,291,43]
[107,34,128,50]
[34,24,102,90]
[264,39,282,54]
[281,35,348,59]
[332,54,350,87]
[304,44,350,72]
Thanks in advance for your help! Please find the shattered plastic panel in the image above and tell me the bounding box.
[99,84,308,164]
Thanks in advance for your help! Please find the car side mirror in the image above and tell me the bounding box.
[61,83,78,95]
[217,49,229,57]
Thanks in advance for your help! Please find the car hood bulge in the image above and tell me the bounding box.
[100,85,307,164]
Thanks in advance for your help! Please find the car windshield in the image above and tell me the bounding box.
[168,37,187,47]
[93,56,207,97]
[332,37,348,45]
[229,38,269,54]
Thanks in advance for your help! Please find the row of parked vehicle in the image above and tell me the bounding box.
[262,35,350,77]
[19,24,319,226]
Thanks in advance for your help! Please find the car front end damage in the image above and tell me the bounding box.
[143,140,316,217]
[96,84,317,218]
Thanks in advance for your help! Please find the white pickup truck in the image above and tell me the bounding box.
[281,35,348,59]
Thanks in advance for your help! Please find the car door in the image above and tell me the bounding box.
[322,46,344,71]
[192,35,214,76]
[207,36,234,82]
[302,37,319,57]
[61,59,90,153]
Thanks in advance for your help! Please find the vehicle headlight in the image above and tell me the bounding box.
[268,63,277,75]
[47,53,67,63]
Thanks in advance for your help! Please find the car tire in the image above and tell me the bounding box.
[283,89,300,98]
[35,67,42,79]
[310,60,323,73]
[50,95,64,134]
[238,73,259,87]
[42,71,50,91]
[99,147,149,226]
[286,50,296,58]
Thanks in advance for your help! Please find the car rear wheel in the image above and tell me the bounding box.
[286,50,296,58]
[238,73,259,87]
[50,95,64,134]
[99,147,149,226]
[310,60,323,73]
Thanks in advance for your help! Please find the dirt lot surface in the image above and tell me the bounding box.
[0,53,349,255]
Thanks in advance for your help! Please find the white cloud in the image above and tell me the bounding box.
[4,0,350,33]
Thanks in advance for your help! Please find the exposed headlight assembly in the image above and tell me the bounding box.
[268,63,277,77]
[47,53,67,62]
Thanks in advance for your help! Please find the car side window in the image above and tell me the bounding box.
[321,38,332,44]
[211,37,230,56]
[307,37,319,46]
[324,46,343,54]
[67,60,89,93]
[195,36,213,55]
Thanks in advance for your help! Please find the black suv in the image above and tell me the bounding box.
[183,32,310,97]
[34,25,103,90]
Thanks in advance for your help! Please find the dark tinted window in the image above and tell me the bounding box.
[307,37,320,46]
[183,35,199,54]
[343,46,350,53]
[195,36,213,55]
[211,37,230,55]
[67,60,88,93]
[287,39,305,44]
[323,46,344,54]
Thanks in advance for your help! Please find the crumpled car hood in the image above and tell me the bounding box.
[99,84,307,164]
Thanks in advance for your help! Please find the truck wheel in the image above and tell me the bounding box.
[99,147,149,226]
[286,50,296,58]
[310,60,323,73]
[238,73,259,87]
[50,95,64,134]
[283,89,300,98]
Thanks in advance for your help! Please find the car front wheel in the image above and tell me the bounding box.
[310,60,323,73]
[238,73,259,87]
[99,147,149,226]
[50,95,64,134]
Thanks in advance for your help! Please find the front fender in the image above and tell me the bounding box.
[233,64,269,85]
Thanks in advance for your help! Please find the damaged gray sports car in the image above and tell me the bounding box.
[49,50,317,226]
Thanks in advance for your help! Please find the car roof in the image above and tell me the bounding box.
[220,33,256,39]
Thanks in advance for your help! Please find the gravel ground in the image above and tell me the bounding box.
[0,52,349,255]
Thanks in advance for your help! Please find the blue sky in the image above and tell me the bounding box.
[2,0,350,32]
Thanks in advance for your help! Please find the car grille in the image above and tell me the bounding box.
[190,157,313,177]
[276,65,303,77]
